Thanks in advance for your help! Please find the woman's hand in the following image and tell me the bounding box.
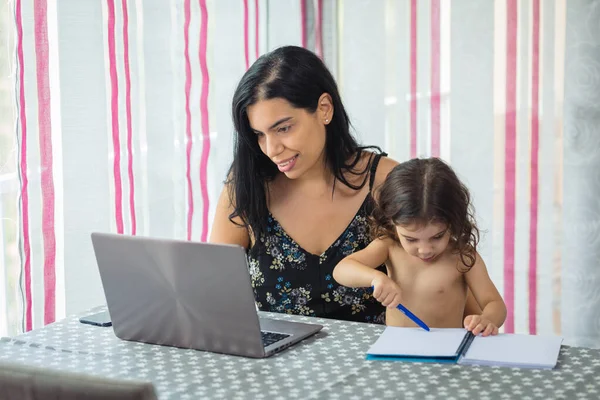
[371,275,403,308]
[464,314,499,336]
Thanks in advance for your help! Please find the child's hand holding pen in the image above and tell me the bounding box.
[371,274,403,309]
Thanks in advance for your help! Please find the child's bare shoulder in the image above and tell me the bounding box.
[444,249,479,273]
[364,236,395,255]
[386,239,408,259]
[375,236,396,245]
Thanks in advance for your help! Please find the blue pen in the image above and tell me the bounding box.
[371,286,430,331]
[396,303,430,332]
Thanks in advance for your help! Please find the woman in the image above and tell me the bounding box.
[210,46,480,323]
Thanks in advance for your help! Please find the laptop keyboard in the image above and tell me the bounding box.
[261,331,290,347]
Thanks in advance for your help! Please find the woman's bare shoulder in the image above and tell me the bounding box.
[372,155,399,189]
[354,151,399,174]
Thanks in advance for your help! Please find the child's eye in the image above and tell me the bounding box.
[432,236,443,241]
[405,238,417,243]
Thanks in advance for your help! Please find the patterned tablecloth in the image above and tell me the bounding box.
[1,307,599,399]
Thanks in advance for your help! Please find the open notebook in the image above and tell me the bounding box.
[367,327,563,369]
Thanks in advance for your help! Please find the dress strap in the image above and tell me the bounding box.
[369,152,388,191]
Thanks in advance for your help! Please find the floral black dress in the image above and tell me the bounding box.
[247,153,387,324]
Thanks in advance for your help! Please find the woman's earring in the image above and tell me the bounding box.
[325,119,329,123]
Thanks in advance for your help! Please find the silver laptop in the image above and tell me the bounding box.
[90,232,323,358]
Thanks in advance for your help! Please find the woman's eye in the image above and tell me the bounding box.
[278,125,291,134]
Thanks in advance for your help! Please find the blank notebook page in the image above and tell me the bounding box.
[460,334,563,368]
[367,327,468,357]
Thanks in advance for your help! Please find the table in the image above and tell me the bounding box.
[1,307,599,399]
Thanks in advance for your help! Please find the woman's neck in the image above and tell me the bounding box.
[288,167,334,198]
[277,150,368,198]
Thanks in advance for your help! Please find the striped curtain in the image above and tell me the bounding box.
[335,0,599,347]
[1,0,599,348]
[0,0,319,337]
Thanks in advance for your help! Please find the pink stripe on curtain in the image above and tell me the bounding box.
[301,0,307,48]
[122,0,136,235]
[410,0,418,158]
[34,0,56,325]
[254,0,259,60]
[504,0,518,334]
[16,0,33,332]
[107,0,124,234]
[430,0,441,157]
[243,0,249,70]
[529,0,540,335]
[315,0,323,59]
[199,0,210,242]
[183,0,194,240]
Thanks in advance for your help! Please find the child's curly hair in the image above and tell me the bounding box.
[370,158,480,271]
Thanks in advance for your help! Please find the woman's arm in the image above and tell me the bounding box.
[464,253,507,335]
[209,184,251,249]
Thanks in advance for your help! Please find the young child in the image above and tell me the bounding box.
[333,158,506,336]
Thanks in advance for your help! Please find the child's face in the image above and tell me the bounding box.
[395,221,451,263]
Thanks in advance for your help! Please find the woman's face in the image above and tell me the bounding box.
[246,95,333,180]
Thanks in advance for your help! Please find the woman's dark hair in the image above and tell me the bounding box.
[371,158,480,270]
[227,45,379,240]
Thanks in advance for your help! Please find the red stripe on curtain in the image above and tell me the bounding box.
[122,0,136,235]
[504,0,518,333]
[301,0,307,48]
[529,0,540,335]
[254,0,259,60]
[430,0,441,157]
[243,0,249,70]
[183,0,194,240]
[107,0,124,234]
[315,0,323,59]
[410,0,418,158]
[16,0,33,332]
[34,0,56,325]
[199,0,211,242]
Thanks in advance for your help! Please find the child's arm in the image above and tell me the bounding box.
[464,253,507,336]
[463,288,483,319]
[333,238,402,308]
